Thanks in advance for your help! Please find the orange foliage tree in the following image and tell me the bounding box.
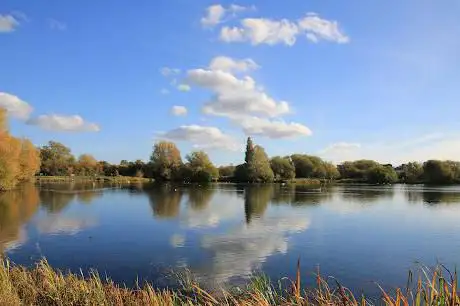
[0,108,40,190]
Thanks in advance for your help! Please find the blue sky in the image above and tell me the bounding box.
[1,0,460,165]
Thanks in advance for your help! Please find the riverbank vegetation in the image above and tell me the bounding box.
[0,258,458,306]
[1,106,460,188]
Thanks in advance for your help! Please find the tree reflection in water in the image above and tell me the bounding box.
[147,185,184,218]
[0,184,39,252]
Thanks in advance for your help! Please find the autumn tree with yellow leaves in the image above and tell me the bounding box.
[0,108,40,190]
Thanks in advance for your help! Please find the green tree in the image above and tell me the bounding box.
[367,165,398,184]
[423,160,456,184]
[184,151,218,182]
[248,145,274,182]
[338,160,381,181]
[270,156,295,181]
[290,154,335,179]
[218,165,236,178]
[400,162,423,183]
[245,137,255,164]
[40,141,75,176]
[150,141,182,181]
[323,162,340,180]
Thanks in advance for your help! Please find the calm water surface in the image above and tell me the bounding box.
[1,182,460,295]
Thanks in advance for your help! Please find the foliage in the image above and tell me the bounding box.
[0,135,21,190]
[183,151,218,182]
[18,139,41,182]
[399,162,424,183]
[423,160,459,184]
[367,165,398,184]
[245,137,255,164]
[76,154,98,176]
[291,154,339,179]
[150,141,183,181]
[0,109,40,190]
[218,165,236,178]
[40,141,75,176]
[338,160,380,181]
[270,156,295,181]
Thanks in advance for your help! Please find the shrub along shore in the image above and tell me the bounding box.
[0,258,457,306]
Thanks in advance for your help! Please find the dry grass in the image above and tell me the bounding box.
[0,257,458,305]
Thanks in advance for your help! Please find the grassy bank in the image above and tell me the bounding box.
[35,176,152,184]
[0,259,458,305]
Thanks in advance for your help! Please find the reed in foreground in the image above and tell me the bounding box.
[0,258,458,306]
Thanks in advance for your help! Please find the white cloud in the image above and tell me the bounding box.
[185,57,312,139]
[298,13,349,43]
[201,4,226,27]
[27,114,100,132]
[209,56,259,73]
[236,116,312,138]
[0,14,20,33]
[201,4,255,27]
[221,18,299,46]
[0,92,33,119]
[188,68,289,118]
[177,84,191,92]
[47,18,67,31]
[171,105,188,116]
[160,67,181,76]
[160,88,170,95]
[220,13,348,46]
[160,125,241,151]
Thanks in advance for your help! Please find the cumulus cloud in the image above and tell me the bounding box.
[220,13,348,46]
[236,116,312,138]
[188,68,289,118]
[298,13,349,43]
[171,105,188,116]
[160,88,170,95]
[160,67,181,76]
[27,114,100,132]
[184,56,312,139]
[0,14,20,33]
[209,56,259,73]
[160,125,241,151]
[177,84,191,92]
[201,4,255,27]
[0,92,33,119]
[47,18,67,31]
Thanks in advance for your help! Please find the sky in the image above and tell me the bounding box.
[1,0,460,166]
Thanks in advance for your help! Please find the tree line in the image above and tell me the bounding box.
[0,103,459,188]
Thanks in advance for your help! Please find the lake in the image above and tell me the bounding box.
[1,182,460,295]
